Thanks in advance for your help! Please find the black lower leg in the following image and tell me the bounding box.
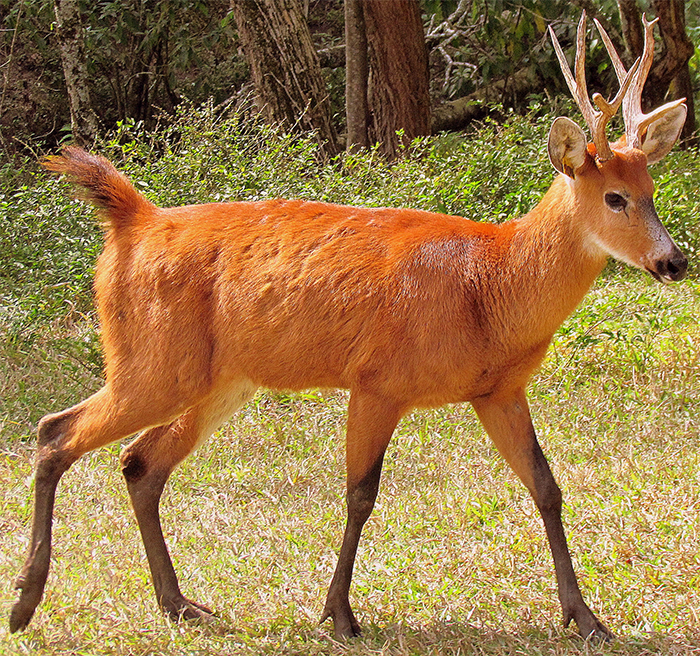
[122,453,213,622]
[10,412,76,632]
[531,442,612,640]
[322,457,383,639]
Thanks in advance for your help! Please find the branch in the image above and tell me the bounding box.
[431,67,542,133]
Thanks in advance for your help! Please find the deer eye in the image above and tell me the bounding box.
[605,192,627,212]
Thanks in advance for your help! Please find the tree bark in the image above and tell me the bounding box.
[616,0,644,66]
[649,0,695,145]
[363,0,430,159]
[230,0,338,157]
[344,0,368,152]
[668,64,697,146]
[53,0,99,146]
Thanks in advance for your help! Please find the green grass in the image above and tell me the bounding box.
[2,278,699,656]
[2,106,700,654]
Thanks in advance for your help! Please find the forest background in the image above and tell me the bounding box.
[2,0,699,161]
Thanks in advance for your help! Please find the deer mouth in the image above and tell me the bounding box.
[645,268,669,284]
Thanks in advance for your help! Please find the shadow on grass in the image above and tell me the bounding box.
[295,618,700,655]
[164,610,700,655]
[5,609,700,656]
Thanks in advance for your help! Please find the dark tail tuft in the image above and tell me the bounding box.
[43,146,155,230]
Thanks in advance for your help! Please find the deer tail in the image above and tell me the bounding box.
[43,146,155,230]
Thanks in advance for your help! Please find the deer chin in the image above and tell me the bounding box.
[645,267,664,283]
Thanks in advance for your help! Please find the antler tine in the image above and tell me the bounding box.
[549,13,597,132]
[593,17,626,80]
[590,57,641,156]
[593,58,640,117]
[550,12,625,161]
[594,15,685,149]
[627,15,659,130]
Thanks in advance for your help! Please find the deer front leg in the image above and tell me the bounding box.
[472,388,612,641]
[320,391,401,639]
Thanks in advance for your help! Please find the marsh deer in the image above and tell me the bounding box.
[11,13,687,641]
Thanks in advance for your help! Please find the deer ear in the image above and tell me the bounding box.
[641,103,687,164]
[548,117,588,178]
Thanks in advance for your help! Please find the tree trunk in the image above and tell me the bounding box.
[53,0,99,146]
[616,0,644,66]
[230,0,338,157]
[669,64,697,146]
[363,0,430,159]
[617,0,695,144]
[649,0,695,145]
[344,0,368,152]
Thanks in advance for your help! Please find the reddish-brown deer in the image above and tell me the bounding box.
[11,13,687,641]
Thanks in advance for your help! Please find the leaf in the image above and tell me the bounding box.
[534,12,546,34]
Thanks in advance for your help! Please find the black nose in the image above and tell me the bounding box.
[655,252,688,282]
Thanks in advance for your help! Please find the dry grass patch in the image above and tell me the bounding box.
[1,277,699,655]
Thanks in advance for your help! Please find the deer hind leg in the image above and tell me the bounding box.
[472,389,612,641]
[321,391,401,639]
[10,384,176,633]
[120,380,257,622]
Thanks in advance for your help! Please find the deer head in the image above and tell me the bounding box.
[547,12,688,283]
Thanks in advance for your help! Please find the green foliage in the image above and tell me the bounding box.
[99,101,557,216]
[83,0,242,114]
[651,152,700,260]
[0,0,244,151]
[0,171,100,329]
[425,0,623,102]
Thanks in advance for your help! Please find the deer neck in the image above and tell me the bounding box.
[499,175,608,341]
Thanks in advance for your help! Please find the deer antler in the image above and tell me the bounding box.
[593,15,686,150]
[549,13,639,161]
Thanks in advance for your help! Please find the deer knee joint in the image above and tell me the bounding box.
[536,480,563,514]
[347,486,378,523]
[35,414,78,480]
[121,450,148,483]
[37,412,74,447]
[34,450,73,484]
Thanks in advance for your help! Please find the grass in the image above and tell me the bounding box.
[1,107,700,654]
[1,277,699,655]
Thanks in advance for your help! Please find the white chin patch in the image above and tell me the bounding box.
[583,231,616,260]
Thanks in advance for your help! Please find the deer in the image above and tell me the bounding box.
[10,12,688,642]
